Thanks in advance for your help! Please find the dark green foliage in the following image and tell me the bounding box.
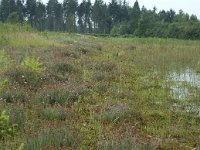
[63,0,78,32]
[26,0,36,26]
[35,1,46,31]
[0,0,199,39]
[16,0,25,23]
[46,0,64,31]
[6,12,20,24]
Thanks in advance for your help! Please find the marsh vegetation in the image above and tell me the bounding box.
[0,24,200,149]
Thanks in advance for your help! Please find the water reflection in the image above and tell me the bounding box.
[167,69,200,116]
[168,69,200,100]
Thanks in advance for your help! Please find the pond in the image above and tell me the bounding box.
[166,69,200,116]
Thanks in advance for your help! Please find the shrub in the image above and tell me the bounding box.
[62,50,80,59]
[95,61,116,72]
[69,88,89,102]
[100,104,130,123]
[6,12,20,24]
[0,79,9,92]
[0,111,17,140]
[78,47,89,54]
[35,89,71,105]
[9,107,26,130]
[93,72,105,82]
[0,90,27,103]
[38,108,68,121]
[24,128,79,150]
[21,56,44,75]
[95,82,108,94]
[6,67,44,90]
[54,63,76,74]
[0,51,11,72]
[99,137,155,150]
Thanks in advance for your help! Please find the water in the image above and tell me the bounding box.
[167,69,200,100]
[167,69,200,116]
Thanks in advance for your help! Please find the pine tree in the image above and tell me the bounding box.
[26,0,37,26]
[129,0,141,34]
[92,0,105,33]
[35,1,46,31]
[0,0,10,22]
[63,0,78,32]
[108,0,120,26]
[0,0,16,22]
[47,0,63,31]
[77,1,85,33]
[16,0,25,22]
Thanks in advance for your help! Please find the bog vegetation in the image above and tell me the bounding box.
[0,23,200,149]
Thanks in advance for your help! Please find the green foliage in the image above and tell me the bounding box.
[0,0,199,39]
[25,128,79,150]
[38,107,67,121]
[95,82,108,94]
[21,56,44,75]
[6,12,20,24]
[35,89,71,105]
[0,23,34,33]
[79,112,102,149]
[0,50,11,71]
[6,67,44,90]
[0,111,17,140]
[9,107,26,130]
[0,90,27,103]
[100,104,130,123]
[54,63,76,74]
[0,79,9,92]
[99,137,155,150]
[110,26,120,36]
[95,61,116,72]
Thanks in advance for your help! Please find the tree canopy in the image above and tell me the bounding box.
[0,0,200,39]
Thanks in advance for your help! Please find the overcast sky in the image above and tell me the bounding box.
[42,0,200,18]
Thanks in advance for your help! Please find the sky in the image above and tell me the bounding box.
[42,0,200,18]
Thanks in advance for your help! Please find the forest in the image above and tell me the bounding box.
[0,0,200,39]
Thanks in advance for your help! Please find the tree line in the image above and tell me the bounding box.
[0,0,200,39]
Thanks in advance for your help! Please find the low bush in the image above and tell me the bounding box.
[6,67,44,90]
[95,61,117,72]
[0,111,17,140]
[38,107,68,121]
[0,50,11,71]
[24,128,79,150]
[0,90,27,103]
[9,107,26,130]
[95,82,108,94]
[99,137,155,150]
[35,89,71,105]
[21,56,44,75]
[53,63,76,74]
